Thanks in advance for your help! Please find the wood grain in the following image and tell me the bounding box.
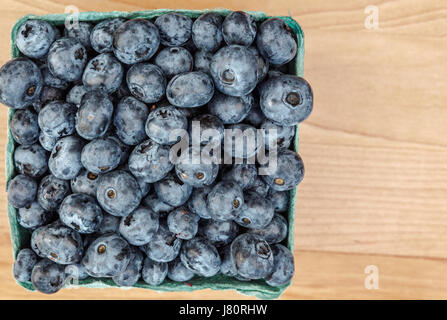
[1,0,447,299]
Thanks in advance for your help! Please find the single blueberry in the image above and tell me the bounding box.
[112,19,160,64]
[59,193,104,234]
[246,176,270,197]
[199,219,239,248]
[14,143,48,178]
[17,201,53,230]
[96,170,142,217]
[114,96,149,146]
[13,248,39,282]
[154,46,193,78]
[119,206,159,246]
[154,172,193,207]
[47,37,87,82]
[247,46,269,82]
[259,74,313,126]
[207,180,244,221]
[31,259,66,294]
[247,214,288,244]
[167,257,194,282]
[219,245,237,277]
[192,12,223,52]
[141,257,168,286]
[65,263,89,281]
[208,92,253,124]
[166,71,214,108]
[31,220,83,265]
[256,18,297,65]
[210,45,257,97]
[37,174,70,211]
[38,100,76,138]
[190,114,224,146]
[128,139,173,183]
[70,169,99,197]
[180,237,221,277]
[7,174,37,208]
[222,164,257,190]
[126,63,166,103]
[64,22,93,50]
[112,246,144,287]
[261,119,295,151]
[81,138,122,174]
[167,207,200,240]
[90,18,125,53]
[48,135,84,180]
[82,53,123,93]
[0,58,43,109]
[222,11,257,46]
[140,223,182,263]
[265,244,295,286]
[230,233,274,279]
[16,20,55,59]
[154,13,193,47]
[145,105,187,145]
[235,190,274,229]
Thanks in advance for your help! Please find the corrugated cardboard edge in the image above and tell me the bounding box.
[6,9,304,299]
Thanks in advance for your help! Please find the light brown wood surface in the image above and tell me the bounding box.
[0,0,446,300]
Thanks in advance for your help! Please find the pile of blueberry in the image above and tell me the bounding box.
[1,11,313,294]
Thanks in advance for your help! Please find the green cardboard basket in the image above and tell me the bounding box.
[6,9,304,299]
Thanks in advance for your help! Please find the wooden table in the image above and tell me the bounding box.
[0,0,446,300]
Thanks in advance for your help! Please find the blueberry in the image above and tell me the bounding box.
[207,181,243,221]
[81,138,122,174]
[208,92,253,124]
[187,185,214,219]
[90,18,125,53]
[31,220,83,264]
[175,147,219,188]
[192,12,223,52]
[261,119,295,150]
[166,71,214,108]
[66,84,90,107]
[230,233,274,279]
[41,65,69,90]
[47,38,87,82]
[246,176,270,197]
[154,172,193,207]
[14,143,48,178]
[247,46,269,82]
[193,50,213,73]
[256,18,297,65]
[128,139,173,183]
[136,178,151,197]
[70,169,99,197]
[59,193,104,234]
[180,237,220,277]
[222,164,257,190]
[199,219,239,247]
[31,259,66,294]
[82,53,123,93]
[235,190,274,229]
[141,223,182,263]
[96,170,142,217]
[143,193,174,216]
[167,257,194,282]
[112,19,160,65]
[17,201,53,229]
[247,214,288,244]
[38,100,76,138]
[112,246,143,287]
[82,233,131,277]
[76,89,114,140]
[167,207,200,240]
[268,190,289,213]
[114,96,149,145]
[210,45,257,97]
[141,257,168,286]
[222,11,257,46]
[145,105,187,145]
[37,174,70,211]
[119,206,159,246]
[154,46,193,78]
[106,134,130,165]
[33,85,65,113]
[126,63,166,103]
[48,135,84,180]
[265,244,294,286]
[13,248,39,282]
[65,263,89,281]
[244,99,266,127]
[0,58,42,109]
[260,149,304,191]
[16,20,55,59]
[7,174,37,208]
[219,245,237,277]
[65,22,93,49]
[96,213,120,235]
[259,75,313,126]
[154,13,192,47]
[190,114,224,146]
[225,123,264,159]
